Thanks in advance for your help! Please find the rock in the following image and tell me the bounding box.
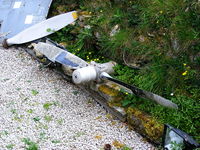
[110,25,120,37]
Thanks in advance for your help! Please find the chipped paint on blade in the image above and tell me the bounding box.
[0,0,53,43]
[6,11,78,46]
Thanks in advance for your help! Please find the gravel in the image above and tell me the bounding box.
[0,47,156,150]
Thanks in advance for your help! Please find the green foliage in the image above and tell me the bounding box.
[33,116,40,122]
[51,140,61,144]
[122,146,132,150]
[22,138,38,150]
[43,103,53,110]
[44,115,52,122]
[6,144,15,149]
[31,90,39,96]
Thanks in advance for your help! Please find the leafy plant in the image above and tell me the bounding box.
[31,90,39,96]
[6,144,15,149]
[44,115,52,122]
[43,103,53,110]
[22,138,38,150]
[33,116,40,122]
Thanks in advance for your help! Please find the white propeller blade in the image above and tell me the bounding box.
[3,11,78,47]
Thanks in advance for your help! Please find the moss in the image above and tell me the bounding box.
[127,107,164,141]
[98,84,120,97]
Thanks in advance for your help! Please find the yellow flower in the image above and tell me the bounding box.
[159,10,163,14]
[89,52,92,55]
[182,71,188,76]
[125,92,128,95]
[183,63,187,66]
[100,10,103,13]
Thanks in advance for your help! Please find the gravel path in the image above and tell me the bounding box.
[0,47,156,150]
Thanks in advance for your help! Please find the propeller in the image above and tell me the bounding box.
[2,11,78,48]
[100,72,178,109]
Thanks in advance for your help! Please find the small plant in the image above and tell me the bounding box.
[33,116,40,122]
[6,144,15,149]
[10,109,17,114]
[27,109,33,114]
[31,90,39,96]
[43,102,53,110]
[72,90,79,95]
[57,118,63,125]
[122,146,132,150]
[51,140,61,144]
[39,132,46,140]
[3,130,9,135]
[44,115,52,122]
[16,88,21,91]
[22,138,38,150]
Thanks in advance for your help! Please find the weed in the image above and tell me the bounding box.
[16,88,21,91]
[31,90,39,96]
[44,115,52,122]
[122,146,132,150]
[33,116,40,122]
[39,132,46,140]
[57,118,63,125]
[27,109,33,114]
[6,144,15,149]
[22,138,39,150]
[72,90,79,95]
[51,140,61,144]
[10,109,17,114]
[43,102,53,110]
[3,130,9,135]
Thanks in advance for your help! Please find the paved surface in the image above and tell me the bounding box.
[0,47,156,150]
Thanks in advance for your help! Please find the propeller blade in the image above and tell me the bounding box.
[100,72,178,109]
[2,11,78,48]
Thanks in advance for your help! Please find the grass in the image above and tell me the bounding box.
[49,0,200,143]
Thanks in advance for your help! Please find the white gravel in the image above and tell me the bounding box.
[0,47,156,150]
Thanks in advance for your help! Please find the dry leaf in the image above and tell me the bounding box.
[94,135,102,140]
[112,140,125,149]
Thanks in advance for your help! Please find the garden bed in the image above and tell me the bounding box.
[47,0,200,144]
